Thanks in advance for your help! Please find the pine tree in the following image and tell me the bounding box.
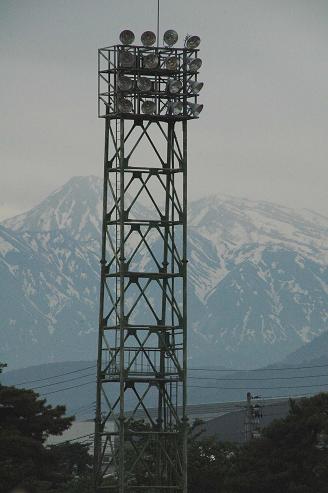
[0,384,91,492]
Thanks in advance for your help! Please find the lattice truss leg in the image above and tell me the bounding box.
[95,117,187,492]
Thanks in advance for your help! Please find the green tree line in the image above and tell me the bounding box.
[1,377,328,493]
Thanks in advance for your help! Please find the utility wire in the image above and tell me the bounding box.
[7,364,328,388]
[189,382,328,391]
[188,372,328,382]
[12,364,96,386]
[20,369,328,392]
[11,369,328,395]
[40,380,95,397]
[7,362,328,389]
[51,432,95,446]
[70,401,96,415]
[32,373,94,390]
[189,363,328,372]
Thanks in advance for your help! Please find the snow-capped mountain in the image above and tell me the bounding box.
[1,176,327,369]
[4,176,103,244]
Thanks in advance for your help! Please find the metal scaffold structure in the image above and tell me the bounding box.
[94,28,203,492]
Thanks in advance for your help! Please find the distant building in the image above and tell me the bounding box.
[200,399,290,443]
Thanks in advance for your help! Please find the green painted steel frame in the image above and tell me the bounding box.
[94,110,188,493]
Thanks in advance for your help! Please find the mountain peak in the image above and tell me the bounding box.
[189,193,328,263]
[1,175,328,369]
[3,175,103,244]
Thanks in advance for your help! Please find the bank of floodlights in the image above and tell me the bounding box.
[98,28,204,119]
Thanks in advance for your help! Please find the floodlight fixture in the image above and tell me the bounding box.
[163,29,178,47]
[187,57,202,72]
[188,81,204,94]
[137,77,152,92]
[165,56,178,71]
[185,35,201,50]
[119,50,135,68]
[118,98,133,113]
[117,75,133,91]
[143,53,159,69]
[119,30,135,45]
[141,100,156,115]
[167,79,182,94]
[169,101,183,115]
[141,31,156,47]
[188,102,203,117]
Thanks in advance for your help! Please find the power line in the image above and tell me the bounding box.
[13,364,96,386]
[188,372,328,382]
[6,362,328,390]
[70,401,96,415]
[189,362,328,373]
[32,373,94,390]
[23,369,328,393]
[189,382,328,391]
[40,380,94,397]
[51,432,95,446]
[9,369,328,401]
[6,363,328,402]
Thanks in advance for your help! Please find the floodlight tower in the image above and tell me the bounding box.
[94,28,203,492]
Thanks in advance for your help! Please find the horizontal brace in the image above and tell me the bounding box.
[101,376,182,384]
[108,166,182,174]
[102,324,182,331]
[99,67,196,76]
[105,271,182,279]
[102,345,182,351]
[99,43,199,52]
[99,112,197,122]
[102,89,201,99]
[106,219,183,226]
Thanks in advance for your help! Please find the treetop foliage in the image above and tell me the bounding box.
[189,393,328,493]
[0,384,92,493]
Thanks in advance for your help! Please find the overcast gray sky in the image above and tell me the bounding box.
[1,0,327,219]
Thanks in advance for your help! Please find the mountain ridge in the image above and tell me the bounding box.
[1,175,327,369]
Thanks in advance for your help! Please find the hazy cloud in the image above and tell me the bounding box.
[1,0,327,219]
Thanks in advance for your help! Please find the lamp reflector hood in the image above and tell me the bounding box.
[142,100,156,114]
[141,31,156,46]
[165,56,178,70]
[137,77,152,92]
[185,35,201,49]
[118,76,133,91]
[119,50,135,67]
[118,98,133,113]
[169,101,183,115]
[167,79,182,94]
[163,29,178,46]
[143,54,159,69]
[119,30,135,45]
[188,102,203,117]
[188,81,204,94]
[187,57,202,72]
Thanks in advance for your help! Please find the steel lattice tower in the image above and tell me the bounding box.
[94,29,203,492]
